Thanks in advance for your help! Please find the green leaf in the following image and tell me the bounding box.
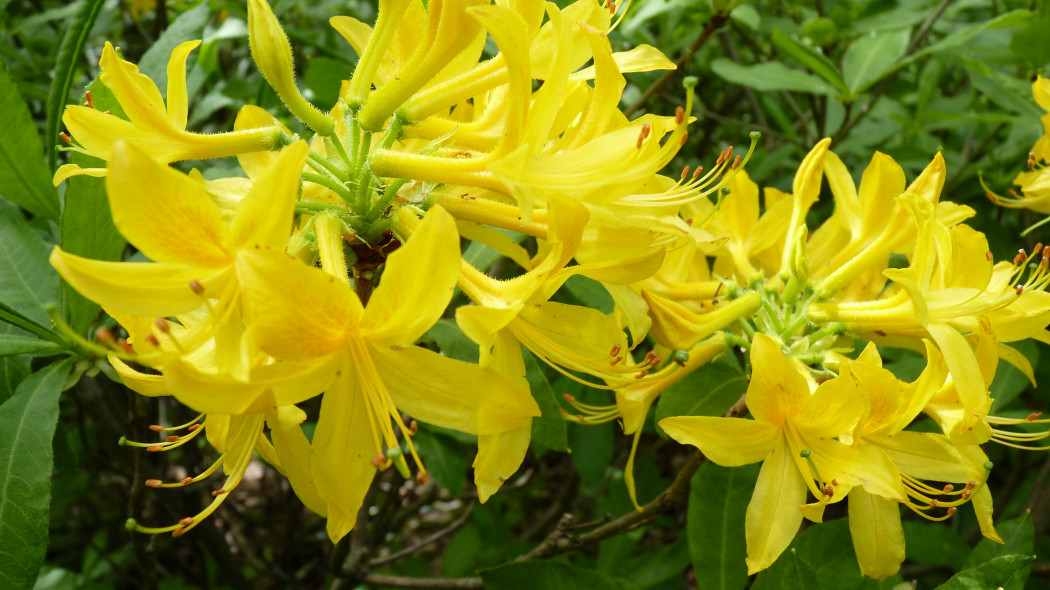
[842,29,910,94]
[59,150,126,334]
[621,535,690,588]
[990,341,1038,412]
[0,332,62,358]
[687,463,758,590]
[770,28,850,98]
[0,61,60,221]
[906,10,1034,66]
[965,60,1043,119]
[902,520,970,569]
[563,379,614,493]
[137,2,212,92]
[655,361,747,437]
[962,512,1033,581]
[935,554,1035,590]
[45,0,106,172]
[710,58,838,96]
[0,325,31,405]
[427,319,479,363]
[0,206,60,327]
[0,359,75,590]
[750,547,819,590]
[1009,13,1050,66]
[523,349,568,452]
[561,275,614,314]
[414,427,471,496]
[482,560,640,590]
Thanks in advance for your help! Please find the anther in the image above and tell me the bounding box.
[371,454,385,468]
[634,370,648,379]
[831,479,838,486]
[692,166,703,180]
[610,344,622,356]
[165,435,180,442]
[179,517,194,526]
[943,484,955,493]
[84,90,94,108]
[680,132,689,146]
[172,528,185,538]
[610,356,623,365]
[962,490,971,500]
[180,477,194,485]
[946,507,957,516]
[1016,285,1024,295]
[675,106,684,124]
[145,334,160,347]
[117,338,134,354]
[563,393,576,402]
[59,132,72,143]
[149,424,164,432]
[732,155,741,169]
[188,280,205,295]
[153,318,171,333]
[822,485,834,497]
[95,327,117,347]
[187,424,200,431]
[409,420,418,434]
[648,355,662,367]
[1035,243,1044,255]
[685,218,693,225]
[986,251,993,261]
[211,489,226,497]
[929,499,938,508]
[147,445,163,452]
[966,480,976,490]
[145,479,163,488]
[681,166,690,180]
[636,124,651,148]
[416,471,429,485]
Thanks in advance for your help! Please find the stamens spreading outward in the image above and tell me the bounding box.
[900,473,982,522]
[617,133,760,210]
[986,412,1050,450]
[126,414,265,537]
[120,414,205,452]
[560,393,620,425]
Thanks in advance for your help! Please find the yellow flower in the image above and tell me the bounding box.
[660,334,906,574]
[51,139,310,381]
[56,42,283,183]
[988,76,1050,212]
[238,206,540,541]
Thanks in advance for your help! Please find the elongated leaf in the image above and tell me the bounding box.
[60,152,126,334]
[962,512,1033,589]
[523,349,568,452]
[0,325,31,405]
[688,463,758,590]
[0,359,74,590]
[965,60,1043,119]
[483,560,640,589]
[906,10,1033,66]
[137,2,212,93]
[0,207,60,327]
[843,29,910,94]
[711,58,837,96]
[0,62,60,220]
[45,0,105,171]
[428,319,480,363]
[0,333,62,358]
[770,28,849,98]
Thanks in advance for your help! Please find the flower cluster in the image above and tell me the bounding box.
[52,0,1050,579]
[988,76,1050,214]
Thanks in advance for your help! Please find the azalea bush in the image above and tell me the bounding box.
[2,0,1050,589]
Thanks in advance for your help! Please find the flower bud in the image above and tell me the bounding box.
[248,0,333,135]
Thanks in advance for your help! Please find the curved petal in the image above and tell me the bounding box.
[363,206,461,345]
[99,42,176,133]
[745,441,806,575]
[371,343,538,436]
[165,40,202,129]
[848,488,905,580]
[228,140,309,250]
[311,368,377,542]
[747,333,811,425]
[107,141,232,267]
[50,247,225,317]
[474,422,531,502]
[268,405,328,516]
[660,416,779,467]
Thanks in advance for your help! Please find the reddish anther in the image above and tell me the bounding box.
[675,106,684,124]
[149,424,164,432]
[165,435,180,443]
[179,517,194,526]
[610,344,622,356]
[732,155,741,169]
[59,132,72,143]
[145,479,163,488]
[180,477,194,485]
[1028,412,1043,421]
[147,445,163,452]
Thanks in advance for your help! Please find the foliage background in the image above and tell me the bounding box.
[1,0,1050,588]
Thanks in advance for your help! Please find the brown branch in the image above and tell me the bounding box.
[363,574,484,589]
[625,12,730,118]
[830,0,951,143]
[369,504,475,568]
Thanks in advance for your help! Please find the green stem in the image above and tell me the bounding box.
[365,178,409,222]
[307,151,348,182]
[302,172,356,205]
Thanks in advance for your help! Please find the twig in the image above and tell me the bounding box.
[625,12,730,117]
[363,574,483,589]
[370,504,475,568]
[942,122,1007,193]
[831,0,951,143]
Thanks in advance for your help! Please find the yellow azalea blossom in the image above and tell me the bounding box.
[237,207,540,542]
[660,334,906,575]
[51,139,310,382]
[988,76,1050,213]
[56,42,282,183]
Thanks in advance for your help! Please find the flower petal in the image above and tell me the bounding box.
[363,206,461,345]
[268,405,328,516]
[228,140,309,250]
[474,423,531,502]
[747,333,811,425]
[371,343,538,436]
[848,488,905,580]
[745,442,806,575]
[165,40,201,129]
[660,416,779,466]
